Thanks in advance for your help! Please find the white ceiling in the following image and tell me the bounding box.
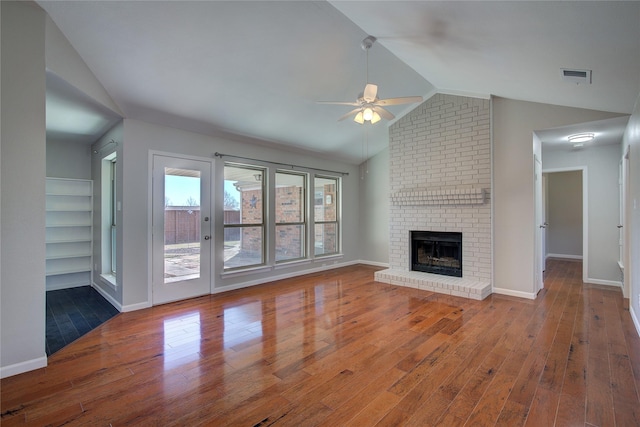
[535,115,629,153]
[40,1,640,164]
[46,71,122,143]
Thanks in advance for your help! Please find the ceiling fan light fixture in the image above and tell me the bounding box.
[567,133,594,144]
[318,35,422,125]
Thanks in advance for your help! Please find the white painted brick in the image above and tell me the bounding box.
[388,94,492,299]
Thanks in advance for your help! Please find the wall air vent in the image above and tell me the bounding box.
[561,68,592,85]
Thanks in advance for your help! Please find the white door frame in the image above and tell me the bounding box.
[622,146,630,298]
[535,155,544,292]
[149,151,214,305]
[542,166,589,283]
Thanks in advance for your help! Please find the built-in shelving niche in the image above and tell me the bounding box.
[45,178,93,290]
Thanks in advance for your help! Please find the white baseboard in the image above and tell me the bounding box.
[93,281,150,312]
[121,301,152,312]
[0,354,47,379]
[46,282,89,291]
[631,305,640,338]
[117,261,370,311]
[492,287,536,300]
[212,260,360,294]
[585,278,622,288]
[357,260,390,268]
[546,253,583,260]
[91,282,123,312]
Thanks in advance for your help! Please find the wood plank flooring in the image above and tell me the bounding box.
[2,259,639,426]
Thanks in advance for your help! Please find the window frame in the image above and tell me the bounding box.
[313,174,340,257]
[110,158,117,274]
[223,163,267,271]
[275,170,308,264]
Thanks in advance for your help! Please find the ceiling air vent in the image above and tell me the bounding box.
[561,68,592,85]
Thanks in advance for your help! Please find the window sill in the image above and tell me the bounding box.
[314,253,344,262]
[274,259,312,270]
[99,273,118,290]
[220,254,344,278]
[221,265,272,278]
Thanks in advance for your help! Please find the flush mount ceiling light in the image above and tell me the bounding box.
[568,133,594,144]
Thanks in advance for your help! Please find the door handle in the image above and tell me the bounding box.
[539,224,546,229]
[204,235,211,240]
[617,225,623,229]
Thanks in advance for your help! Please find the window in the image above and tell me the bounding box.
[314,175,339,256]
[110,159,117,274]
[223,164,265,270]
[275,171,306,262]
[101,153,117,279]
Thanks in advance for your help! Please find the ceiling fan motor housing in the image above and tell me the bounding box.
[361,35,377,51]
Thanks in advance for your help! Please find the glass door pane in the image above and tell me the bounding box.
[164,168,202,283]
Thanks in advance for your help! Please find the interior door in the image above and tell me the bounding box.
[152,155,212,305]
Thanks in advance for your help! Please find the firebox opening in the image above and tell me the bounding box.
[411,231,462,277]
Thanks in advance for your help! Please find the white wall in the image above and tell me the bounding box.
[45,14,122,116]
[543,144,622,285]
[120,119,360,310]
[545,171,583,258]
[46,139,92,179]
[358,148,389,266]
[622,94,640,335]
[0,1,48,378]
[492,97,623,297]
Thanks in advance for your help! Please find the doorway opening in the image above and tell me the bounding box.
[543,169,585,262]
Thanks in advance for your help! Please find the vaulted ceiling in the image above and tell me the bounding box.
[40,1,640,164]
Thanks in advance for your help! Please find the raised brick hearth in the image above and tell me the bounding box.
[374,94,492,300]
[375,270,492,300]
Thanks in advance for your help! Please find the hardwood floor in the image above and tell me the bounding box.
[2,259,639,426]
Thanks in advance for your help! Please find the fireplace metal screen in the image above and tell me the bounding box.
[411,231,462,277]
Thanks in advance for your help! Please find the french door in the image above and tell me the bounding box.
[152,155,212,305]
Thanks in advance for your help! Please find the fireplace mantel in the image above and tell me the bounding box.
[391,187,488,206]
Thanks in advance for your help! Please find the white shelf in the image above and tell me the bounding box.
[46,266,92,276]
[47,208,93,212]
[46,223,92,228]
[46,253,92,260]
[45,178,93,290]
[46,238,92,244]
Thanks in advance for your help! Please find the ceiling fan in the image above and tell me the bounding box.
[318,36,423,125]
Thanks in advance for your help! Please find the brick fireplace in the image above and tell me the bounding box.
[374,94,492,300]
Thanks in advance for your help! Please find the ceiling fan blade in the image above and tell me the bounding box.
[317,101,361,106]
[363,84,378,103]
[375,96,423,106]
[373,106,395,120]
[337,108,362,122]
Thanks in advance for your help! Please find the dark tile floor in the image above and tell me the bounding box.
[46,286,119,356]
